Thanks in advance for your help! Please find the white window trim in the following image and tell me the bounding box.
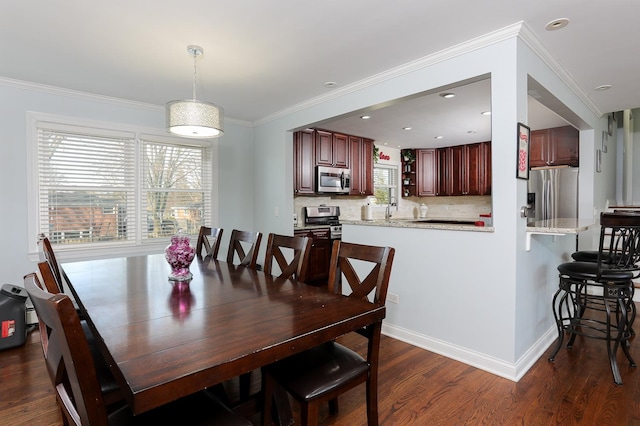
[371,161,401,211]
[26,111,218,262]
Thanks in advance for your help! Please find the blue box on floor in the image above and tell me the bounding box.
[0,284,28,350]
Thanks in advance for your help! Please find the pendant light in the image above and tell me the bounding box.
[167,45,224,138]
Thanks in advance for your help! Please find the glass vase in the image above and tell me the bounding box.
[165,232,195,281]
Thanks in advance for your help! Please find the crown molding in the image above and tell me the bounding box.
[513,22,601,117]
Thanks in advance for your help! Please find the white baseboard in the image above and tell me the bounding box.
[381,323,557,382]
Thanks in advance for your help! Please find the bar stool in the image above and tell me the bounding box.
[549,212,640,384]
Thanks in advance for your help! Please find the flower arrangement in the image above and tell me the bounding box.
[165,232,195,281]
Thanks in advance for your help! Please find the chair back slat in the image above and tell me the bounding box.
[227,229,262,269]
[264,233,311,281]
[37,235,65,294]
[599,212,640,276]
[196,226,224,260]
[327,240,395,306]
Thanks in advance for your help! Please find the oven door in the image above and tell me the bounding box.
[316,166,350,194]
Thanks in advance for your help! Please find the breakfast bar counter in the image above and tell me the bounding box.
[526,218,596,251]
[341,218,494,232]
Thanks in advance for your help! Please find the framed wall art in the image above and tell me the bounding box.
[516,122,530,180]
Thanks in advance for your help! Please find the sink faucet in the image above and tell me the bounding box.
[385,205,393,220]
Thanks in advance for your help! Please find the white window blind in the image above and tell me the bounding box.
[34,121,213,251]
[37,126,136,245]
[373,164,398,205]
[141,137,212,240]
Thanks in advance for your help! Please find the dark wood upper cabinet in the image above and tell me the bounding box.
[436,142,491,196]
[529,125,579,167]
[417,149,437,196]
[293,129,315,195]
[315,130,349,168]
[294,129,373,196]
[349,136,373,196]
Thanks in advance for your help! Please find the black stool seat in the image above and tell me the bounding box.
[570,250,624,263]
[558,261,636,282]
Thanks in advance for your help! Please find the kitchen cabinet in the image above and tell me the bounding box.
[294,228,331,284]
[293,129,315,195]
[529,125,579,168]
[349,136,374,196]
[315,130,350,168]
[417,149,437,196]
[437,142,491,196]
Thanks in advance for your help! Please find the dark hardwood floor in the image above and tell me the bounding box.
[3,316,640,425]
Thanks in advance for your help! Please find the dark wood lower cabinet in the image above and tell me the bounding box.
[294,228,331,284]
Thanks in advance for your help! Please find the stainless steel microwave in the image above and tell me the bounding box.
[316,166,351,194]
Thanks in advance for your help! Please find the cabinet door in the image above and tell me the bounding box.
[295,229,331,284]
[332,133,350,168]
[436,147,451,196]
[315,130,334,167]
[417,149,437,196]
[349,136,362,195]
[481,142,492,195]
[550,126,579,166]
[293,130,315,195]
[450,145,466,196]
[529,129,549,167]
[466,143,482,196]
[360,139,374,196]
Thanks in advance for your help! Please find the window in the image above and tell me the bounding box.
[32,118,212,253]
[372,164,399,205]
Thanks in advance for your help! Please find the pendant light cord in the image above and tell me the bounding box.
[192,53,198,101]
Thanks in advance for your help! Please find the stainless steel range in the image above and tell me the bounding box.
[303,205,342,240]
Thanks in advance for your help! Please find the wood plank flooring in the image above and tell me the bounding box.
[2,318,640,425]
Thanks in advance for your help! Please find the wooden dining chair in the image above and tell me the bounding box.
[262,240,395,426]
[196,226,224,259]
[35,261,124,409]
[24,269,254,426]
[263,233,311,281]
[226,229,262,269]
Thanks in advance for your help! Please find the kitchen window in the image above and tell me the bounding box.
[372,164,399,205]
[28,114,212,257]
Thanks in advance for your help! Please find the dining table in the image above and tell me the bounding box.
[61,253,386,416]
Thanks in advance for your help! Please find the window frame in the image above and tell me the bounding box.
[372,162,400,210]
[27,112,218,261]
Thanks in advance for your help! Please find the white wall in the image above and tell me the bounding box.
[250,30,611,380]
[0,80,254,286]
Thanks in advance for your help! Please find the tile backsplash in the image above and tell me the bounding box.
[294,195,491,223]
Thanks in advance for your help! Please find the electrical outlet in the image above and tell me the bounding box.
[274,207,279,217]
[387,292,399,304]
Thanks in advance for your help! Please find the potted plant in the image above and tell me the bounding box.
[402,150,415,163]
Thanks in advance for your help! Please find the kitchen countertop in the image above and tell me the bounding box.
[525,218,596,251]
[526,218,595,234]
[341,218,493,232]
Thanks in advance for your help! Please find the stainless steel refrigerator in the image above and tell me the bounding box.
[527,166,579,223]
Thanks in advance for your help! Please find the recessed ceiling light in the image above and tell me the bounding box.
[545,18,569,31]
[324,81,337,88]
[403,127,412,131]
[595,84,613,91]
[397,145,401,148]
[481,111,491,116]
[440,92,456,99]
[360,115,371,119]
[434,136,443,139]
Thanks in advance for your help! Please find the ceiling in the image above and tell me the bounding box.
[1,1,638,147]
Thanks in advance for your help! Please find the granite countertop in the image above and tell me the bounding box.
[526,218,595,234]
[341,218,493,232]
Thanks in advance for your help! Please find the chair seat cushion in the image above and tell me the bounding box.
[265,341,369,401]
[558,261,635,282]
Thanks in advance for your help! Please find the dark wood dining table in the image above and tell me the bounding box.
[62,254,386,416]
